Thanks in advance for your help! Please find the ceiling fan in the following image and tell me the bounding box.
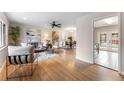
[50,21,61,28]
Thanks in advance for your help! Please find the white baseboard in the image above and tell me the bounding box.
[76,56,93,64]
[0,60,6,73]
[119,72,124,75]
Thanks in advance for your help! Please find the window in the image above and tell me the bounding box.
[3,23,6,46]
[100,32,107,48]
[111,33,119,49]
[0,21,6,48]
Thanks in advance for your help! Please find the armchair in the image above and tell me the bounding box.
[6,45,38,80]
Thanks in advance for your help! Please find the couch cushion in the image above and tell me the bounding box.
[8,45,35,64]
[8,45,34,56]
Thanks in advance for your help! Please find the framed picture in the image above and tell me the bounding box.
[52,31,59,44]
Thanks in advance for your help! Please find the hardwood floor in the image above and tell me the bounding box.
[8,49,124,81]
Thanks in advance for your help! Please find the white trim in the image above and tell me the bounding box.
[118,13,122,73]
[76,56,93,64]
[0,18,7,49]
[0,46,7,52]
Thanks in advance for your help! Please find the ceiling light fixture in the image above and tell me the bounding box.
[65,27,77,31]
[105,19,113,24]
[23,17,27,20]
[44,34,48,37]
[104,17,114,24]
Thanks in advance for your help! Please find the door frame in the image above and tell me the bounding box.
[92,13,121,72]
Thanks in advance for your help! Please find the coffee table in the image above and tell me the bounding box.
[34,48,47,53]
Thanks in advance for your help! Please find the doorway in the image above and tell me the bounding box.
[93,15,119,70]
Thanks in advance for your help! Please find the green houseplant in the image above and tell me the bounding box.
[9,26,20,45]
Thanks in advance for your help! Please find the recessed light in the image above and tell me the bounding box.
[104,19,113,24]
[23,17,27,20]
[65,27,77,31]
[44,34,48,37]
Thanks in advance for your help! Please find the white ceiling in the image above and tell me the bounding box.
[5,12,87,28]
[94,16,118,28]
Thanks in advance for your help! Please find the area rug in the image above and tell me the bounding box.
[37,52,57,61]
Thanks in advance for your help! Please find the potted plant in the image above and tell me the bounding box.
[9,26,20,45]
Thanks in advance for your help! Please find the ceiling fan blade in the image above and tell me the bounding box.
[57,25,61,28]
[49,21,61,28]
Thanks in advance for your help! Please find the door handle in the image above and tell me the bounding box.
[94,43,99,54]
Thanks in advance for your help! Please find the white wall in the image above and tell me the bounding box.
[59,30,76,42]
[76,13,119,64]
[0,13,9,72]
[76,15,93,63]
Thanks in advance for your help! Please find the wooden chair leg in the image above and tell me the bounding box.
[6,62,8,80]
[6,57,8,80]
[31,62,33,76]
